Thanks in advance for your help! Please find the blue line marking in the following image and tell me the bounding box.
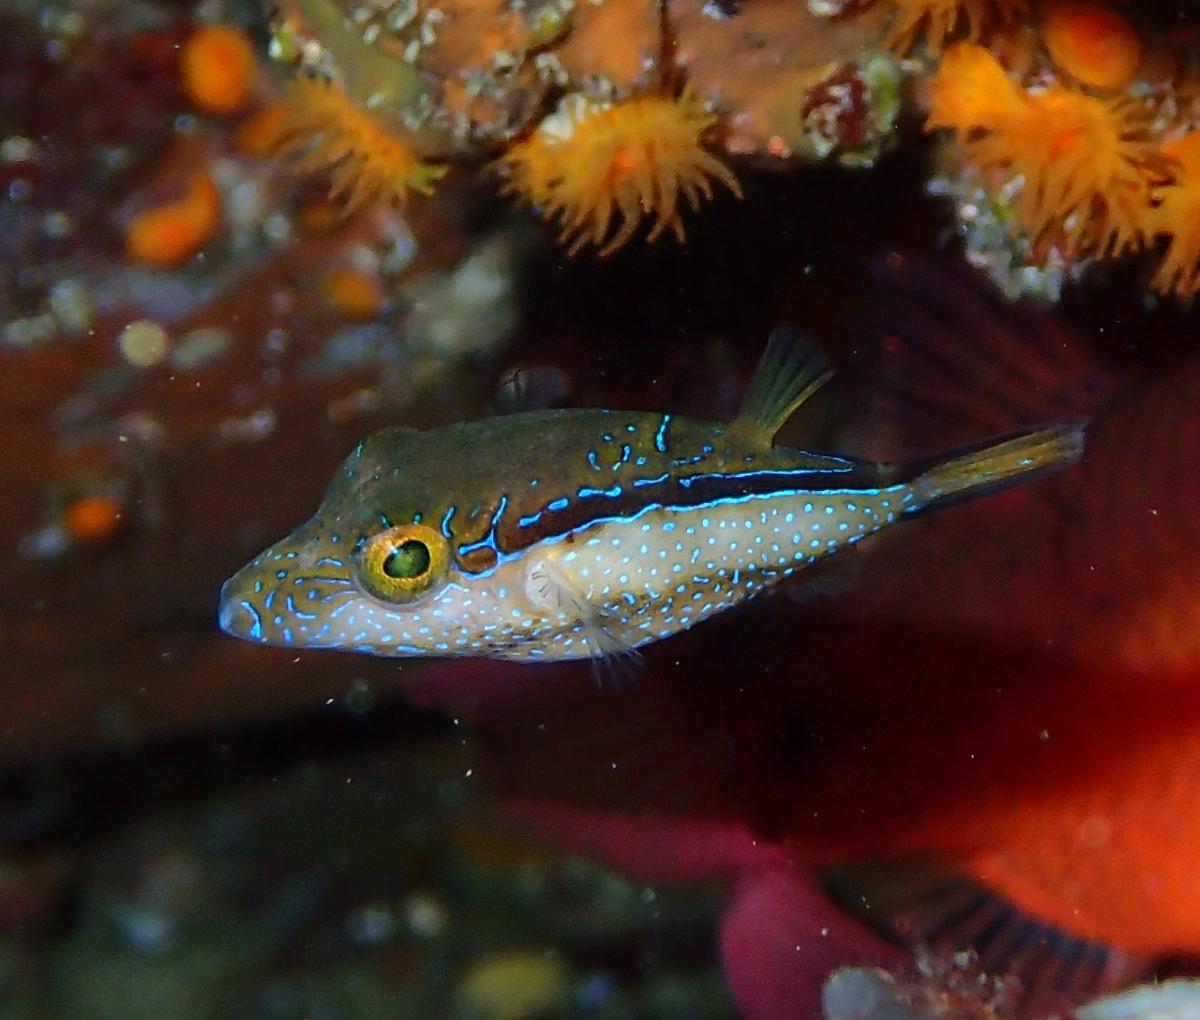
[490,494,508,528]
[579,484,623,499]
[458,495,508,557]
[633,472,670,488]
[547,497,569,512]
[587,451,601,471]
[240,601,263,640]
[458,533,499,557]
[654,414,672,453]
[678,463,857,490]
[441,505,457,539]
[460,482,906,579]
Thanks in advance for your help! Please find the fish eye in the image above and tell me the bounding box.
[356,522,448,603]
[383,540,430,579]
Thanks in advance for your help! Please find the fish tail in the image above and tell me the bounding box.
[907,421,1086,511]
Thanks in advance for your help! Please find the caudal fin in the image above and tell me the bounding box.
[908,421,1086,511]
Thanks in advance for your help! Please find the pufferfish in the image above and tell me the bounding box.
[218,330,1084,667]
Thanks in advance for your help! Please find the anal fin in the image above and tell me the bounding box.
[731,327,834,448]
[820,857,1146,1016]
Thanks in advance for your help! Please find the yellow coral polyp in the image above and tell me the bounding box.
[928,44,1159,255]
[499,90,742,257]
[275,77,446,213]
[888,0,1028,53]
[1151,133,1200,298]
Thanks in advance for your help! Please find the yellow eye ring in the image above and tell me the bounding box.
[355,522,449,603]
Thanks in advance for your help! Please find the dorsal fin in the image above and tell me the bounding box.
[820,858,1146,1016]
[731,328,834,448]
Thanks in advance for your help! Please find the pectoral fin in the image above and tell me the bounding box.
[524,558,643,685]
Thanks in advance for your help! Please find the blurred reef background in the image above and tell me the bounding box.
[3,0,1200,1017]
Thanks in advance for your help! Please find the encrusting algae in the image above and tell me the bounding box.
[498,90,742,257]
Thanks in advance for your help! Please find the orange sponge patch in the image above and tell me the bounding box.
[126,175,222,267]
[321,268,385,319]
[1043,2,1141,91]
[181,25,256,116]
[65,495,123,544]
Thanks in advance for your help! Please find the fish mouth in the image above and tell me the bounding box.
[217,569,268,642]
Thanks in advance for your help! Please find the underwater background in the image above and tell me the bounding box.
[5,0,1200,1017]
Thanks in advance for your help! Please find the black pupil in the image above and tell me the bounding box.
[382,540,431,580]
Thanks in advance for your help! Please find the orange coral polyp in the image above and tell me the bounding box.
[926,41,1027,130]
[181,24,256,115]
[499,90,741,257]
[928,44,1158,254]
[126,174,222,267]
[1042,2,1141,92]
[1151,133,1200,297]
[276,77,446,213]
[889,0,1028,53]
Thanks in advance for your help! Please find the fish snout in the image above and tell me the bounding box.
[218,561,276,638]
[217,529,361,648]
